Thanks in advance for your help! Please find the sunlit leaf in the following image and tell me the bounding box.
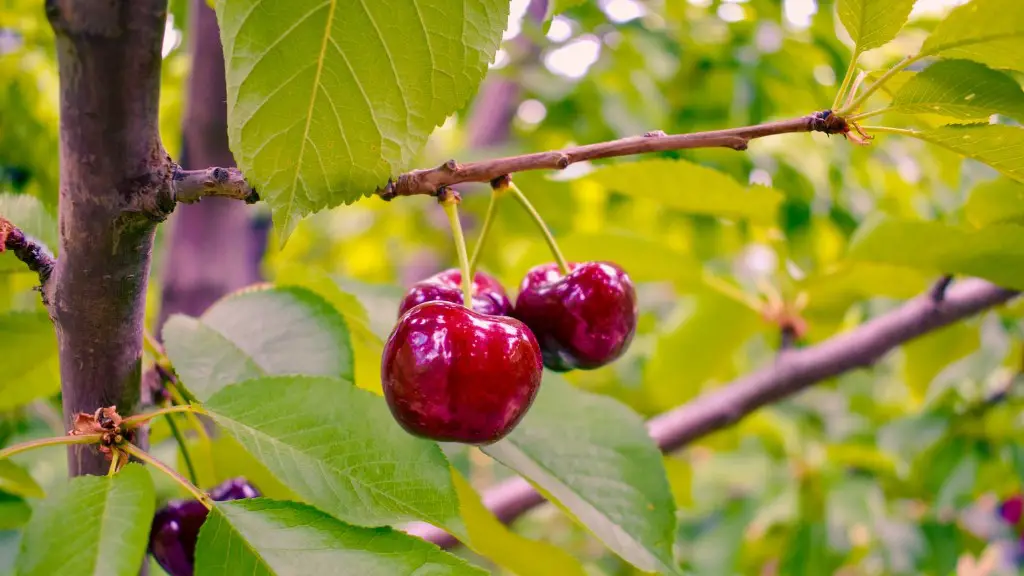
[837,0,916,52]
[0,460,43,499]
[587,159,783,225]
[214,0,509,239]
[183,434,298,501]
[16,464,154,576]
[891,60,1024,121]
[195,499,485,576]
[965,177,1024,227]
[909,124,1024,184]
[920,0,1024,71]
[452,470,587,576]
[848,217,1024,289]
[903,322,979,404]
[163,285,353,401]
[0,312,59,411]
[203,376,461,531]
[482,374,678,574]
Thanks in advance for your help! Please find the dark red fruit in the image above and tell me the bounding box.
[1001,494,1024,525]
[382,300,543,444]
[397,268,512,317]
[513,261,637,371]
[149,478,260,576]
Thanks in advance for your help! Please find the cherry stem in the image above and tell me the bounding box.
[165,413,199,485]
[838,53,921,116]
[469,189,500,273]
[121,442,212,509]
[0,433,103,461]
[507,182,570,275]
[108,451,120,476]
[831,49,861,111]
[122,404,199,429]
[441,192,474,308]
[701,271,763,312]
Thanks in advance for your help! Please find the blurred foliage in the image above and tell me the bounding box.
[2,0,1024,574]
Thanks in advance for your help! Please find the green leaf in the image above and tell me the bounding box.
[909,124,1024,184]
[482,374,677,574]
[452,470,587,576]
[965,177,1024,227]
[0,460,43,499]
[203,376,461,530]
[17,464,155,576]
[920,0,1024,71]
[588,159,783,225]
[184,434,298,501]
[0,494,31,530]
[848,217,1024,289]
[163,285,353,401]
[837,0,915,52]
[546,0,588,20]
[0,194,56,274]
[903,322,980,405]
[195,499,485,576]
[891,60,1024,121]
[215,0,510,239]
[0,312,59,411]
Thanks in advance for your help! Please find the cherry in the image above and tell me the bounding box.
[148,477,260,576]
[1001,494,1024,525]
[513,261,637,371]
[397,268,512,317]
[382,300,543,444]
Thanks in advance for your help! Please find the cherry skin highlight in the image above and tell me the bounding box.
[513,261,638,371]
[382,300,543,444]
[148,477,261,576]
[397,268,512,317]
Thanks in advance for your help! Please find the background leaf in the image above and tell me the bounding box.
[903,323,980,405]
[482,374,678,574]
[214,0,510,237]
[0,312,59,411]
[0,461,43,499]
[910,124,1024,183]
[203,376,461,530]
[848,217,1024,289]
[587,159,783,225]
[0,194,55,274]
[16,464,154,576]
[0,495,30,530]
[920,0,1024,71]
[837,0,916,52]
[163,285,353,401]
[891,60,1024,121]
[195,499,485,576]
[965,177,1024,227]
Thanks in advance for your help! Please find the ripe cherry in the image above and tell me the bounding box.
[382,300,543,444]
[149,478,260,576]
[513,261,637,371]
[1001,494,1024,525]
[397,268,512,317]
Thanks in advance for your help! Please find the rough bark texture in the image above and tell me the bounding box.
[47,0,172,476]
[157,0,263,328]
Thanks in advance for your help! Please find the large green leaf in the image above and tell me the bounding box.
[163,285,353,401]
[482,374,677,574]
[0,194,56,273]
[903,322,980,405]
[0,494,30,530]
[0,312,59,411]
[919,0,1024,71]
[202,376,461,530]
[587,159,782,225]
[214,0,509,238]
[965,177,1024,227]
[891,60,1024,121]
[17,464,155,576]
[195,499,485,576]
[908,124,1024,184]
[0,460,43,499]
[837,0,915,52]
[847,217,1024,289]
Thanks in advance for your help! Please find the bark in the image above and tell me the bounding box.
[46,0,173,476]
[157,0,263,328]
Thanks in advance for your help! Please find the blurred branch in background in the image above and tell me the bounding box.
[156,0,266,328]
[412,277,1019,548]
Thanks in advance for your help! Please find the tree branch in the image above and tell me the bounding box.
[171,165,259,204]
[0,216,56,288]
[381,112,848,199]
[411,277,1018,548]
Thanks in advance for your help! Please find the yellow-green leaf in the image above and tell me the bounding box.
[838,0,916,52]
[903,322,980,405]
[0,460,43,500]
[891,60,1024,121]
[909,124,1024,184]
[920,0,1024,72]
[965,177,1024,227]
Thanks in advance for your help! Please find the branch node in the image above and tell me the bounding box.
[0,216,56,291]
[170,164,258,205]
[930,275,954,304]
[556,154,570,169]
[442,159,460,173]
[810,110,849,135]
[643,130,667,138]
[490,174,511,190]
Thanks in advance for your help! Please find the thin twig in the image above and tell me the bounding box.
[171,165,259,204]
[381,113,846,198]
[165,414,199,485]
[0,216,55,287]
[122,404,199,429]
[121,442,212,508]
[0,433,103,461]
[930,275,954,303]
[412,278,1018,548]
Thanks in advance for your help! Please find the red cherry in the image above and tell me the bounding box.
[513,261,637,371]
[382,301,543,444]
[397,269,512,317]
[1001,494,1024,525]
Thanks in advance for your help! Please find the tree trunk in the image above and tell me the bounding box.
[46,0,172,476]
[157,0,263,328]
